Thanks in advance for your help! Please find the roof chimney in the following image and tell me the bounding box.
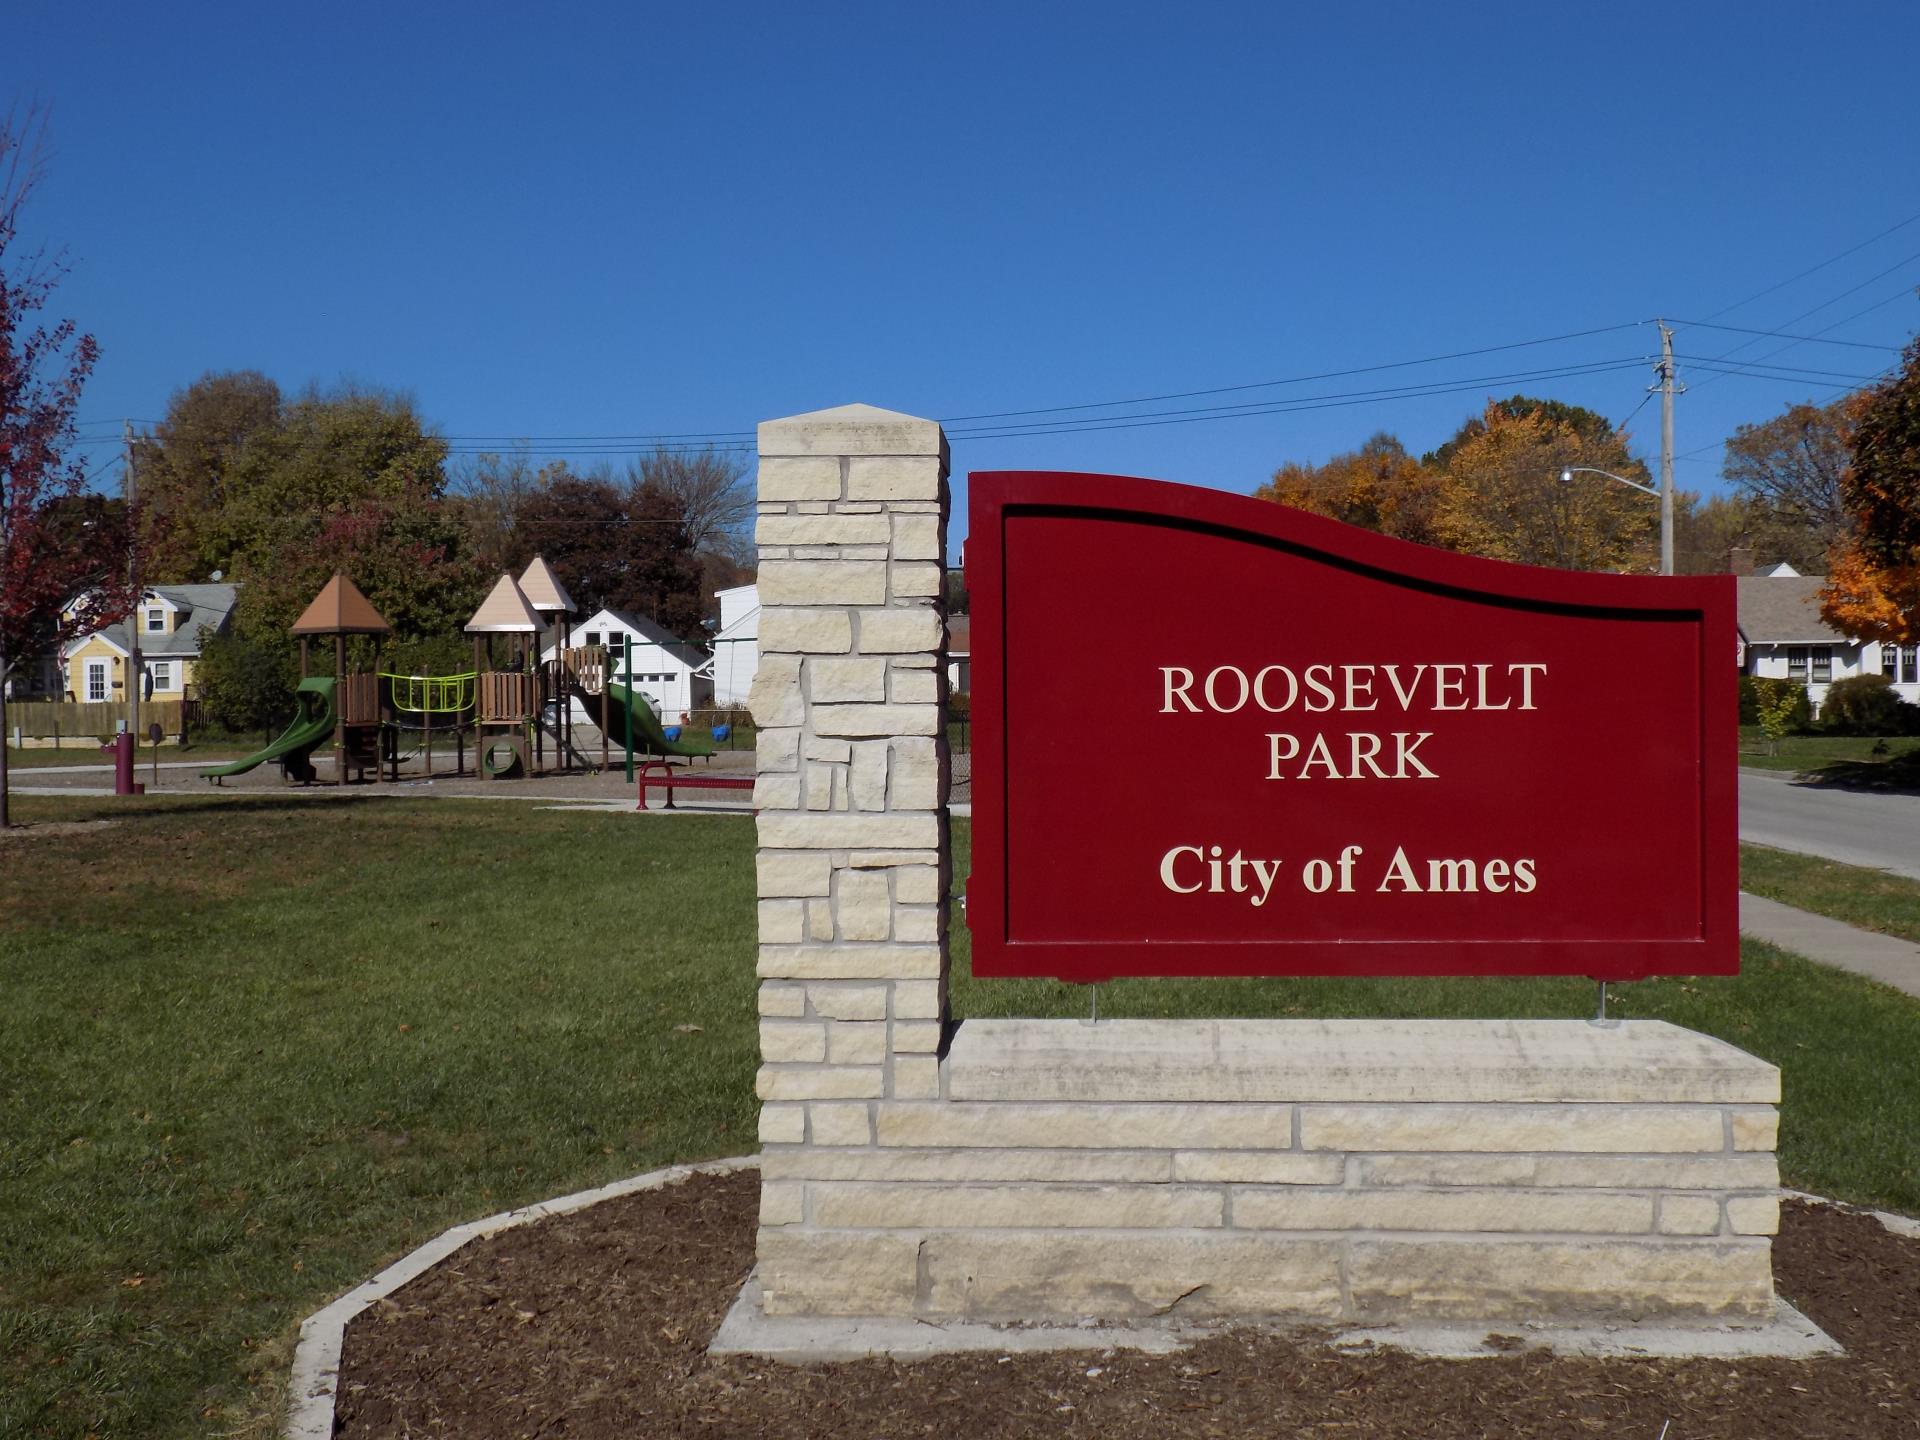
[1728,546,1755,577]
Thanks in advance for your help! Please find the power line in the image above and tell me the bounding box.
[1664,319,1902,352]
[1689,251,1920,392]
[1701,207,1920,321]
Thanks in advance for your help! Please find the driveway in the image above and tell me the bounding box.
[1739,767,1920,880]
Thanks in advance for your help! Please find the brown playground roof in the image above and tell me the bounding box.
[518,556,576,615]
[291,574,391,635]
[465,573,544,633]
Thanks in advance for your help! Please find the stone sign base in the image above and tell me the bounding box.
[755,1018,1781,1325]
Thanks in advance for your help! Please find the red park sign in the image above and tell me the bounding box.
[962,472,1738,983]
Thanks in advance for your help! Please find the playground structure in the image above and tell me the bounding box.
[204,561,726,785]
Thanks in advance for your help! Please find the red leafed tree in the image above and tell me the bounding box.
[0,106,135,826]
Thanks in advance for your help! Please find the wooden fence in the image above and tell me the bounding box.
[6,699,194,741]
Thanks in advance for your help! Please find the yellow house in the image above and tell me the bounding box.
[62,584,238,703]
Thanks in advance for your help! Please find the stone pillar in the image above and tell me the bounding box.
[750,404,951,1239]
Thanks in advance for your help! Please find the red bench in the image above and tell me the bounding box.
[635,760,755,811]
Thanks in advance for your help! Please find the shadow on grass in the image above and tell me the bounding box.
[1794,750,1920,794]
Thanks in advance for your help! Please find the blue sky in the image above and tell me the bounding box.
[17,1,1920,554]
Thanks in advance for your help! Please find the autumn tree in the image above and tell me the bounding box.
[1721,398,1855,560]
[632,447,751,559]
[511,466,705,636]
[130,369,281,582]
[1255,433,1453,547]
[0,106,135,826]
[1436,400,1657,571]
[1822,332,1920,643]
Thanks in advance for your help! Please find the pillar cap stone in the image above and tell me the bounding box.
[760,404,948,463]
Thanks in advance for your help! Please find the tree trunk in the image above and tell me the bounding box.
[0,656,13,830]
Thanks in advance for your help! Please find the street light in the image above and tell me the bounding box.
[1558,466,1672,576]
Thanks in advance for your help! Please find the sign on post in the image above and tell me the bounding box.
[964,472,1737,983]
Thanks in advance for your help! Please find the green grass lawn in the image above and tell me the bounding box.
[1736,727,1920,774]
[3,795,1919,1437]
[5,744,261,770]
[1741,842,1920,945]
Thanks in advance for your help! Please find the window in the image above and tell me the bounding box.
[1786,647,1808,680]
[1886,645,1902,680]
[148,661,173,692]
[86,660,108,702]
[1811,647,1832,684]
[145,607,166,632]
[586,631,602,646]
[1906,646,1919,686]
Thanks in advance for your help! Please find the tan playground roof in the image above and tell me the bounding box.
[291,574,391,635]
[465,573,544,633]
[518,555,576,614]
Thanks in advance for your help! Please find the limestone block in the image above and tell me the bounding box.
[813,1183,1224,1231]
[890,737,940,809]
[848,741,889,810]
[827,1021,887,1066]
[849,849,939,868]
[892,1054,941,1099]
[890,666,938,704]
[760,405,946,461]
[804,763,840,812]
[891,1020,942,1053]
[894,864,941,905]
[891,562,943,598]
[758,944,942,980]
[891,512,943,561]
[760,608,853,654]
[757,726,799,772]
[756,850,831,897]
[794,501,830,514]
[757,512,890,547]
[877,1103,1293,1151]
[758,1105,805,1144]
[806,900,834,942]
[847,454,944,501]
[754,773,802,810]
[893,980,944,1019]
[1300,1104,1724,1154]
[763,1149,1168,1184]
[836,501,884,513]
[1173,1152,1345,1185]
[1234,1188,1654,1235]
[893,907,939,943]
[1659,1196,1722,1235]
[918,1234,1344,1321]
[758,561,886,608]
[1345,1238,1774,1320]
[1727,1196,1780,1235]
[759,1181,805,1226]
[805,736,852,763]
[808,1101,874,1146]
[756,983,806,1018]
[793,544,889,561]
[759,1021,828,1064]
[1358,1153,1781,1190]
[807,983,891,1021]
[814,703,940,738]
[759,813,941,850]
[857,608,942,654]
[835,870,892,942]
[748,655,804,728]
[811,657,888,703]
[757,900,805,945]
[755,1066,885,1101]
[1731,1109,1779,1151]
[757,1230,920,1317]
[757,456,842,502]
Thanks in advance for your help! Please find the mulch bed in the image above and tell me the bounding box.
[334,1172,1917,1438]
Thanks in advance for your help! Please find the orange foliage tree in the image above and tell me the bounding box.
[1822,334,1920,644]
[1254,433,1455,547]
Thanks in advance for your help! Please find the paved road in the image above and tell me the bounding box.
[1740,768,1920,880]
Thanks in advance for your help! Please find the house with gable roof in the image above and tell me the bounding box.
[1736,562,1917,712]
[61,583,238,704]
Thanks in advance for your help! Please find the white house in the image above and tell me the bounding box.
[1737,566,1919,712]
[546,607,713,724]
[708,583,759,708]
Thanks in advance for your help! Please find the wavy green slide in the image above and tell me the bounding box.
[598,681,713,758]
[202,676,337,781]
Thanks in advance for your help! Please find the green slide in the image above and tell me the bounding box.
[599,681,714,758]
[201,677,338,782]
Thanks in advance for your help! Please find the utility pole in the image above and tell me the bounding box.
[1655,322,1683,576]
[124,419,140,738]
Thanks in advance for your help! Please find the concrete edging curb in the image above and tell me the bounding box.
[284,1155,757,1439]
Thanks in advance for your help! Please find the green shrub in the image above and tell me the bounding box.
[193,628,298,734]
[1740,676,1811,733]
[1819,673,1920,736]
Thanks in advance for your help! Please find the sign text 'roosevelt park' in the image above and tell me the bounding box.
[963,472,1737,983]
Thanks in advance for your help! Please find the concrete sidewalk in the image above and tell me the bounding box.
[1740,891,1920,1001]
